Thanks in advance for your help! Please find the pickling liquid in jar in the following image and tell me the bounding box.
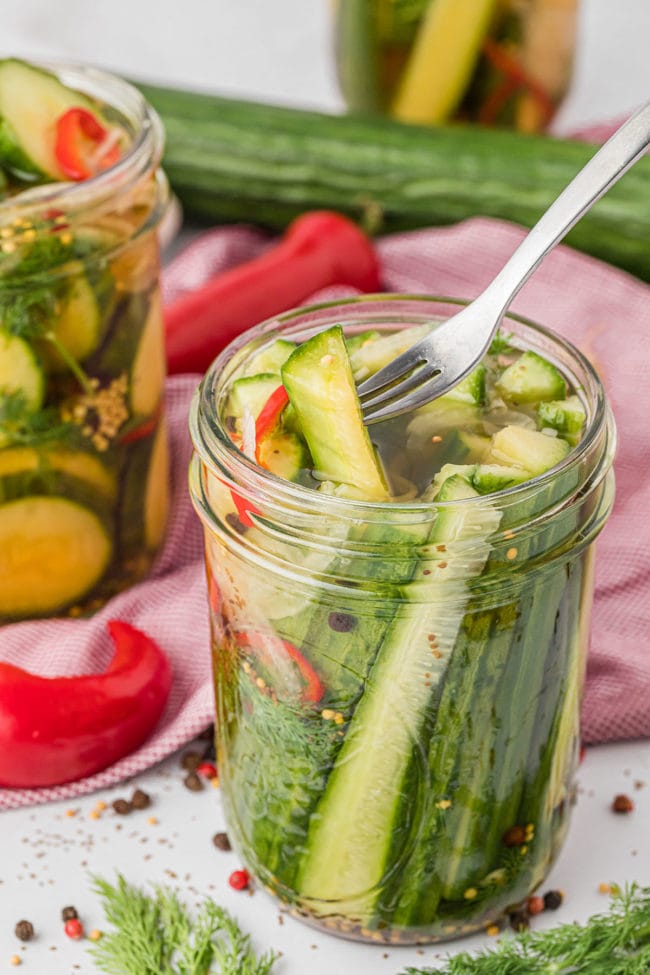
[0,60,169,621]
[190,296,615,943]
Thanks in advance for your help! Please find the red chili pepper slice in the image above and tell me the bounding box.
[480,40,555,127]
[254,384,290,467]
[235,629,324,704]
[54,107,121,181]
[120,404,163,444]
[0,620,172,788]
[255,385,290,445]
[230,489,260,528]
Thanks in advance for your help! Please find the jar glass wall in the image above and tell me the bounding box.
[190,296,615,944]
[0,63,169,621]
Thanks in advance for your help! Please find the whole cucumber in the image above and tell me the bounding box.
[138,82,650,282]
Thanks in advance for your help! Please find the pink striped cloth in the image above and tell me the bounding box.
[1,213,648,811]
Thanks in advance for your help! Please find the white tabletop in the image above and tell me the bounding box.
[1,2,650,970]
[1,741,648,971]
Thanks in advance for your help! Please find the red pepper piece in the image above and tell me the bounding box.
[255,385,290,446]
[230,488,260,529]
[120,403,163,444]
[54,107,121,181]
[235,629,324,704]
[165,210,381,375]
[254,384,290,466]
[480,40,555,128]
[0,621,172,788]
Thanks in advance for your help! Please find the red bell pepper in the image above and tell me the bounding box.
[165,210,381,375]
[235,629,324,704]
[0,620,172,788]
[54,107,121,181]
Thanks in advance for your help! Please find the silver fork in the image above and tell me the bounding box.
[359,100,650,424]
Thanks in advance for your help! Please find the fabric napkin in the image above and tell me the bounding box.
[1,214,648,812]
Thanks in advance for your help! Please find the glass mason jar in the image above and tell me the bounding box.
[0,63,169,621]
[333,0,580,132]
[189,295,615,944]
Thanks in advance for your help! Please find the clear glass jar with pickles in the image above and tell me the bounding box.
[0,59,169,621]
[334,0,580,132]
[190,295,615,944]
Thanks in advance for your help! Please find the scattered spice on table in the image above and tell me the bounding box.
[183,771,204,792]
[14,920,34,942]
[212,831,231,852]
[64,917,84,940]
[112,798,132,816]
[197,762,218,780]
[612,793,634,814]
[543,889,564,910]
[131,789,151,810]
[228,868,251,891]
[526,895,545,916]
[181,750,202,771]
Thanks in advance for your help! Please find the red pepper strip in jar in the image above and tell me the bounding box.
[480,39,555,128]
[54,107,121,181]
[0,621,172,788]
[254,385,290,465]
[164,210,382,375]
[235,629,324,704]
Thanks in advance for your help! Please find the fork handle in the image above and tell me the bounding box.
[482,100,650,320]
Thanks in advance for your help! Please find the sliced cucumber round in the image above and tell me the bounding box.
[0,445,117,501]
[38,269,103,369]
[0,328,44,411]
[0,59,101,181]
[0,495,112,617]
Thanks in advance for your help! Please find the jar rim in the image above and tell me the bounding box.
[0,60,164,220]
[191,293,615,517]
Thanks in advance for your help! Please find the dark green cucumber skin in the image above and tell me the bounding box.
[138,82,650,281]
[383,469,578,925]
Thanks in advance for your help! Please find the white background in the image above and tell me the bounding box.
[0,2,649,972]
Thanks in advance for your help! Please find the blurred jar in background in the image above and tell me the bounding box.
[333,0,580,132]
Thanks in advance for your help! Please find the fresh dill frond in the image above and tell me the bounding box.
[88,875,278,975]
[0,389,78,447]
[402,883,650,975]
[488,330,516,356]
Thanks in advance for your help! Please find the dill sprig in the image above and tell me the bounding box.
[402,884,650,975]
[89,875,277,975]
[0,390,78,447]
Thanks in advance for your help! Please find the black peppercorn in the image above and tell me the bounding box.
[328,611,356,633]
[15,919,34,941]
[61,906,78,922]
[225,512,248,535]
[543,889,564,911]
